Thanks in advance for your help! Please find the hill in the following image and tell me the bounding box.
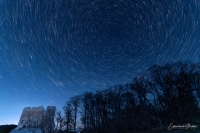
[0,125,17,133]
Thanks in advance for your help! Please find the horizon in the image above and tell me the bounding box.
[1,0,200,125]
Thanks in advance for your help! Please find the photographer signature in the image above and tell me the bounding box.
[168,123,198,130]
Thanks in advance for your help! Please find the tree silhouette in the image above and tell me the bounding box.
[62,61,200,133]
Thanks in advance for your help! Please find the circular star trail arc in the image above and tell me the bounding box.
[0,0,200,124]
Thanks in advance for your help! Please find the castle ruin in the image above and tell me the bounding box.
[11,106,56,133]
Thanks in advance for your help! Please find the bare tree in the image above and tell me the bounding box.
[63,102,74,131]
[69,95,80,131]
[55,110,64,130]
[148,62,200,124]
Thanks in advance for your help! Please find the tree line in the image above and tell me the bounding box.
[55,61,200,133]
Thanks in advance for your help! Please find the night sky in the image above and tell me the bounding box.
[0,0,200,124]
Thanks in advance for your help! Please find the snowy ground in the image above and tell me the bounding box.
[10,128,43,133]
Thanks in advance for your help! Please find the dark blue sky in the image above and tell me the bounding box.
[0,0,200,124]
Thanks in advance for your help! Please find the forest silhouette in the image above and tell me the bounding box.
[54,61,200,133]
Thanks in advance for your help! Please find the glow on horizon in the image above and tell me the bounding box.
[0,105,28,125]
[0,113,20,125]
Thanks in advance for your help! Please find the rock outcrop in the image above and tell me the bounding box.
[10,106,56,133]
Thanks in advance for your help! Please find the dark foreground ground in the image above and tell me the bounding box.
[1,125,199,133]
[0,125,17,133]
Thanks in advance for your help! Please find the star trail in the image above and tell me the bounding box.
[0,0,200,124]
